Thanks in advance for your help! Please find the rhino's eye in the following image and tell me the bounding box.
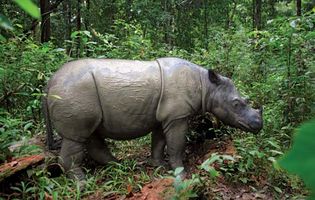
[232,98,244,109]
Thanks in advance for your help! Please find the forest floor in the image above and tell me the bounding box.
[110,138,275,200]
[0,134,302,200]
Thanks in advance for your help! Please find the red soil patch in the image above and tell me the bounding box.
[127,178,174,200]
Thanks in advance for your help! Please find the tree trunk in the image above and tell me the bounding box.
[204,0,208,49]
[125,0,132,22]
[252,0,262,30]
[297,0,302,16]
[76,0,82,57]
[40,0,64,43]
[269,0,276,17]
[85,0,90,31]
[62,2,67,40]
[226,0,237,29]
[163,0,168,44]
[40,0,51,43]
[76,0,81,32]
[65,0,72,55]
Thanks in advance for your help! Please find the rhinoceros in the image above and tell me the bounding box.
[43,57,263,180]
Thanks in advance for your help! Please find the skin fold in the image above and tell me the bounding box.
[43,57,263,180]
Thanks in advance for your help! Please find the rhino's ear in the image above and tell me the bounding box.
[208,69,220,84]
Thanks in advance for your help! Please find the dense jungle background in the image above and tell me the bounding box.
[0,0,315,199]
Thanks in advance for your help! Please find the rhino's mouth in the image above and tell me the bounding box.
[237,120,259,133]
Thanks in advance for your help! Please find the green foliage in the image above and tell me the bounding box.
[0,13,13,30]
[172,167,200,200]
[200,153,235,178]
[13,0,40,19]
[0,0,314,199]
[4,159,163,199]
[11,181,37,200]
[0,113,29,162]
[0,38,68,115]
[279,119,315,199]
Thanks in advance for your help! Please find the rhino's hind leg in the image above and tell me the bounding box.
[87,133,118,165]
[59,138,86,180]
[150,127,167,167]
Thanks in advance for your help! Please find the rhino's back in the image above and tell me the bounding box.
[47,59,162,140]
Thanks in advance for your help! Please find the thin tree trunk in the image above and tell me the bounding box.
[297,0,302,16]
[85,0,90,31]
[40,0,64,43]
[170,1,175,47]
[66,0,72,55]
[269,0,276,17]
[163,0,168,44]
[204,0,208,50]
[125,0,132,22]
[227,0,237,29]
[252,0,262,30]
[40,0,51,43]
[175,3,180,46]
[62,2,67,40]
[76,0,82,57]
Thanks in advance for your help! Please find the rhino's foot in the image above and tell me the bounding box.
[148,158,168,167]
[106,156,119,164]
[59,138,86,180]
[67,167,86,181]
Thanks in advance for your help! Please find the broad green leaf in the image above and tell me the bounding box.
[13,0,40,19]
[82,30,92,37]
[0,14,13,30]
[305,32,315,40]
[279,119,315,199]
[268,140,281,149]
[270,150,283,155]
[23,122,33,131]
[0,34,6,41]
[174,167,184,176]
[221,155,235,161]
[208,166,219,177]
[48,94,62,100]
[274,186,282,193]
[52,191,58,200]
[0,67,4,77]
[71,31,79,38]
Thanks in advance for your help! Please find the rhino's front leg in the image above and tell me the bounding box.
[59,138,86,180]
[164,118,188,171]
[150,126,167,167]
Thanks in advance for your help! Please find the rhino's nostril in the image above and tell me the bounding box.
[251,118,262,131]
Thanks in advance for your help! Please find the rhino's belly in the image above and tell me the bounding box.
[98,116,159,140]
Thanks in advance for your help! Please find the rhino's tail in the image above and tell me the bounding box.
[42,87,54,150]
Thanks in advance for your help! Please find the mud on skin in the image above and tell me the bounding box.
[42,57,263,180]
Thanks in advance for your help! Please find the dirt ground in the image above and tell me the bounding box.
[83,136,277,200]
[0,134,293,200]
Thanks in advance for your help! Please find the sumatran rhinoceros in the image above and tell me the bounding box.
[43,57,263,180]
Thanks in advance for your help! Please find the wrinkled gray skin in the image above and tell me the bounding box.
[43,57,263,180]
